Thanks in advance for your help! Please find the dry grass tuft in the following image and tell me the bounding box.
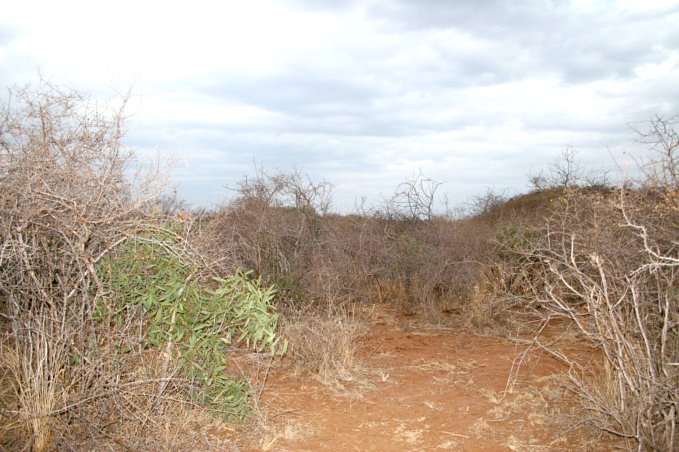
[259,419,316,451]
[281,307,369,386]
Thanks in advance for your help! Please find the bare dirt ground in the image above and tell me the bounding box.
[227,308,612,451]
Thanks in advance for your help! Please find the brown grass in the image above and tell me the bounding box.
[281,307,370,386]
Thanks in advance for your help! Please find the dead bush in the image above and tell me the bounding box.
[200,169,499,333]
[369,214,494,323]
[379,170,441,222]
[0,83,157,450]
[514,117,679,450]
[199,167,333,304]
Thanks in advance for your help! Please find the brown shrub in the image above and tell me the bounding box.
[499,117,679,450]
[0,83,161,450]
[198,167,498,330]
[0,83,248,450]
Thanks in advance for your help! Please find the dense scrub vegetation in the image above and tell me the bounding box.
[195,121,678,450]
[0,85,284,450]
[1,83,676,450]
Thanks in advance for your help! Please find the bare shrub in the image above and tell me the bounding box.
[515,117,679,450]
[403,217,494,322]
[371,174,498,321]
[380,170,442,222]
[467,188,508,217]
[0,83,155,450]
[529,147,610,191]
[0,84,285,450]
[201,166,497,330]
[201,167,333,304]
[467,222,549,334]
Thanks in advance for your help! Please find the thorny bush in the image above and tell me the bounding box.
[511,117,679,451]
[0,84,285,451]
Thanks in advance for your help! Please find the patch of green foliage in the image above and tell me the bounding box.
[495,225,534,260]
[97,228,286,419]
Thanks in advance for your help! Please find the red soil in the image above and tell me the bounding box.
[232,309,611,451]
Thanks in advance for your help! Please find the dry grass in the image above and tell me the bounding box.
[259,419,317,451]
[107,404,241,451]
[394,422,424,446]
[1,323,65,451]
[281,307,369,386]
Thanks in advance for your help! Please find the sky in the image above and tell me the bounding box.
[1,0,678,212]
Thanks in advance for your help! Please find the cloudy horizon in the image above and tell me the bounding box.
[2,0,678,212]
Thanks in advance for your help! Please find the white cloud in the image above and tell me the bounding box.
[1,0,678,211]
[635,51,679,80]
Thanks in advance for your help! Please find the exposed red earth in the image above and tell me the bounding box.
[225,308,615,451]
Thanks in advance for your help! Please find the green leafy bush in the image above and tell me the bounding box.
[99,230,286,418]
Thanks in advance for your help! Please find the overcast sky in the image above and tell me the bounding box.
[2,0,678,212]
